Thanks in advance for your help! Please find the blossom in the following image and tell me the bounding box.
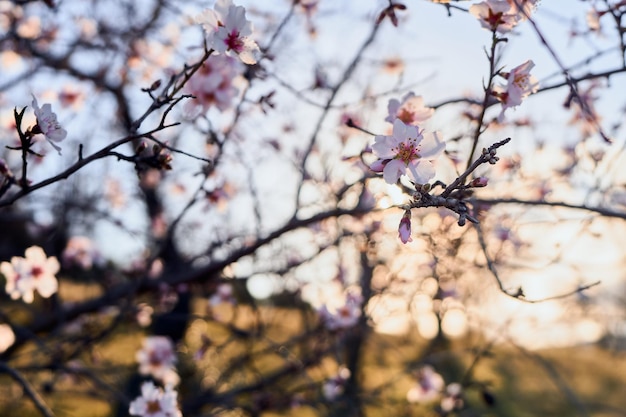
[183,54,242,116]
[469,0,519,33]
[494,60,538,119]
[398,210,412,244]
[371,119,445,185]
[318,292,362,331]
[385,92,434,126]
[0,246,59,303]
[62,236,103,270]
[136,336,179,386]
[209,283,236,306]
[440,383,464,412]
[129,381,181,417]
[406,366,445,403]
[507,0,540,20]
[196,0,260,64]
[31,96,67,153]
[322,367,350,401]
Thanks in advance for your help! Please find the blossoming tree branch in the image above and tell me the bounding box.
[0,0,625,416]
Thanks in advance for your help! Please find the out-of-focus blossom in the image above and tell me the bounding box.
[209,283,236,306]
[129,381,181,417]
[62,236,103,270]
[371,119,445,185]
[137,303,154,328]
[586,8,602,32]
[0,246,59,303]
[58,85,85,109]
[398,210,412,244]
[470,0,519,33]
[322,367,350,401]
[318,292,362,331]
[183,54,242,116]
[136,336,179,386]
[440,383,464,412]
[0,324,15,353]
[196,0,260,64]
[385,92,434,126]
[507,0,540,22]
[31,96,66,154]
[494,60,539,119]
[406,365,445,403]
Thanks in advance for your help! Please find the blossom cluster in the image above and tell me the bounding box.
[0,246,59,303]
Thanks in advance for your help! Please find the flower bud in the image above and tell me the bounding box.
[398,210,412,244]
[471,177,489,187]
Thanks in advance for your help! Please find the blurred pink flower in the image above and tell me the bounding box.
[371,119,445,184]
[62,236,103,270]
[184,55,242,116]
[406,366,445,403]
[318,292,362,331]
[0,246,59,303]
[322,367,350,401]
[129,381,181,417]
[385,92,434,126]
[136,336,179,386]
[209,283,236,306]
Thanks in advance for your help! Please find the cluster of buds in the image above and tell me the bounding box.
[482,146,500,165]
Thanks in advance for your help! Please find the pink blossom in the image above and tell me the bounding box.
[196,0,260,64]
[129,381,181,417]
[385,92,434,126]
[406,366,445,403]
[469,0,518,33]
[136,336,179,386]
[398,210,412,244]
[507,0,540,21]
[371,119,445,185]
[318,292,362,331]
[495,60,539,119]
[0,246,59,303]
[183,55,242,116]
[209,283,236,306]
[62,236,103,270]
[31,96,67,154]
[322,367,350,401]
[440,383,463,412]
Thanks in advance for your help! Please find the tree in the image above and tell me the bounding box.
[0,0,625,416]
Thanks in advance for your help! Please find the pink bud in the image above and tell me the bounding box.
[398,210,412,244]
[471,177,489,187]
